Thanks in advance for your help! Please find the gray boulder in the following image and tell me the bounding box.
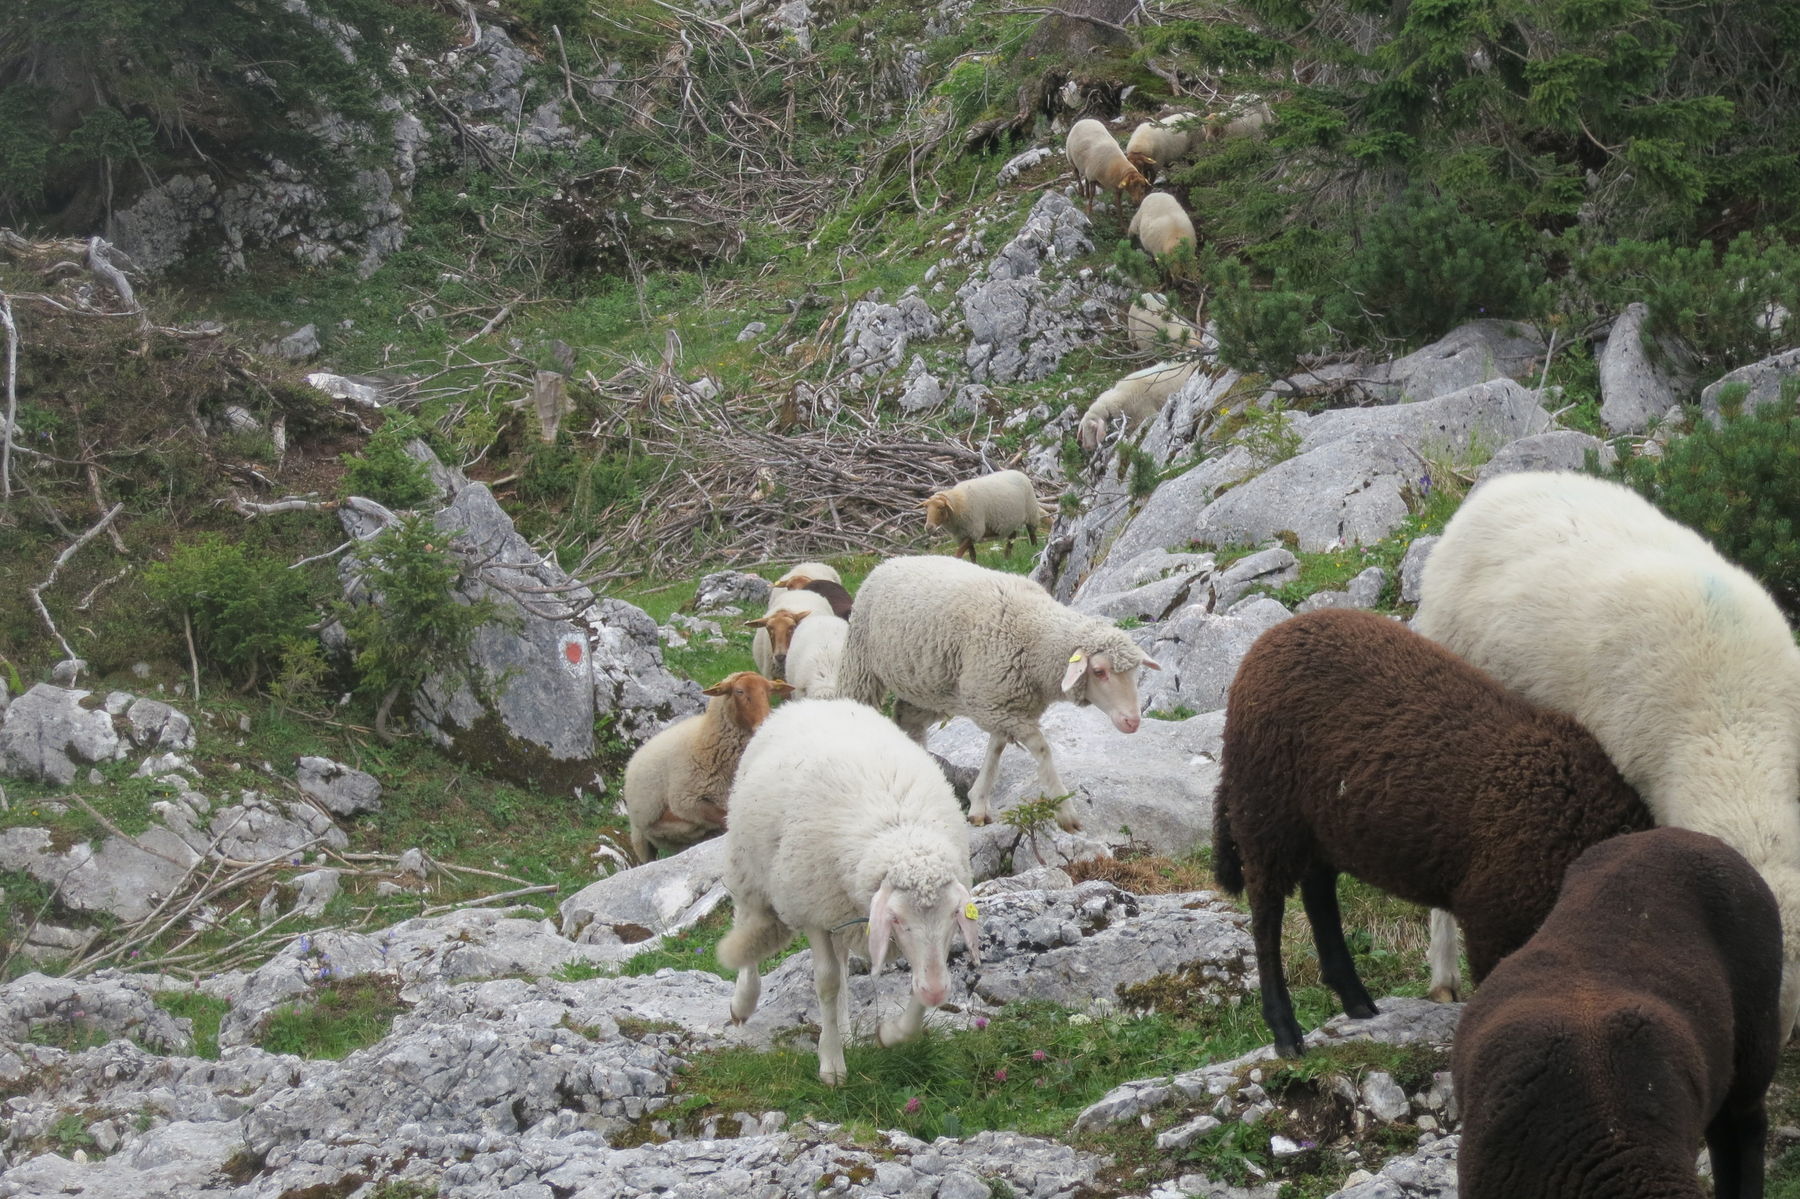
[1329,1136,1460,1198]
[1399,535,1439,605]
[1598,302,1695,434]
[0,971,191,1054]
[841,289,942,382]
[692,570,771,613]
[1699,345,1800,424]
[107,695,195,753]
[295,756,383,816]
[927,706,1225,856]
[560,837,729,949]
[1477,429,1612,479]
[1296,566,1387,613]
[0,824,201,923]
[1356,320,1545,404]
[0,684,124,784]
[1193,431,1417,553]
[1297,377,1552,457]
[1205,548,1299,612]
[1137,597,1292,715]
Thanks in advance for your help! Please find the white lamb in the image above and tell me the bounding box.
[839,555,1161,830]
[1413,470,1800,1034]
[1077,359,1202,451]
[786,561,842,585]
[1128,191,1197,260]
[784,609,849,698]
[1127,293,1200,354]
[921,468,1048,565]
[717,698,979,1085]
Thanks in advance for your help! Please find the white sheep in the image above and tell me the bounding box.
[1205,95,1275,142]
[1065,118,1150,219]
[1413,470,1800,1034]
[1127,293,1201,354]
[1077,359,1202,451]
[920,468,1048,565]
[787,561,842,585]
[784,609,849,698]
[717,698,979,1085]
[1124,112,1204,179]
[749,588,833,678]
[1128,191,1197,260]
[624,670,793,863]
[839,555,1161,830]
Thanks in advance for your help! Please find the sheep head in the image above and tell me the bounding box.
[1077,412,1109,453]
[1120,171,1152,207]
[1061,632,1161,734]
[1125,150,1159,185]
[745,609,810,678]
[702,670,792,731]
[920,491,963,531]
[869,876,981,1010]
[773,573,815,590]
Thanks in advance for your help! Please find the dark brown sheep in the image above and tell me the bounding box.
[1212,608,1652,1057]
[773,573,853,621]
[1454,827,1782,1199]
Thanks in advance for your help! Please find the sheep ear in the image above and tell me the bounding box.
[1061,652,1089,693]
[701,678,732,696]
[868,883,896,976]
[746,617,769,629]
[789,610,809,625]
[769,680,795,698]
[956,884,981,967]
[1140,655,1162,672]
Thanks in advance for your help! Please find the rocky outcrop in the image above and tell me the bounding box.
[0,685,125,785]
[1699,345,1800,424]
[1598,302,1695,434]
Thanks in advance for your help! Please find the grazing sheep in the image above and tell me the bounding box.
[773,573,854,621]
[839,555,1160,830]
[718,698,979,1085]
[1065,118,1151,218]
[1212,608,1652,1057]
[1127,191,1197,260]
[784,609,849,699]
[1203,95,1275,142]
[1124,112,1204,180]
[920,469,1049,564]
[1455,827,1782,1199]
[1126,293,1201,354]
[1413,470,1800,1033]
[749,588,833,678]
[624,670,794,863]
[1077,359,1202,452]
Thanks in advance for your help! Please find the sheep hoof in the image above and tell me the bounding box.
[1057,814,1083,832]
[1426,984,1461,1004]
[819,1067,846,1087]
[967,813,991,827]
[728,1013,748,1027]
[1346,999,1380,1020]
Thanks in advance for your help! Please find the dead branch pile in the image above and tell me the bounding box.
[576,364,1002,576]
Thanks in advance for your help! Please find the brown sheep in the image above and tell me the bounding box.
[1455,827,1782,1199]
[624,670,794,863]
[1212,608,1651,1057]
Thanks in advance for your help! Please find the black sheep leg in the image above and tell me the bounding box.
[1250,883,1308,1057]
[1301,864,1379,1021]
[1706,1100,1768,1199]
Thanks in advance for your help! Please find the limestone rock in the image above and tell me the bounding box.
[1329,1136,1460,1198]
[1398,536,1439,605]
[1136,597,1292,715]
[295,756,383,816]
[0,972,191,1054]
[1598,302,1695,433]
[1698,346,1800,425]
[1477,429,1612,479]
[0,824,201,923]
[692,570,771,613]
[560,837,730,949]
[0,684,123,784]
[1353,320,1545,405]
[841,290,942,382]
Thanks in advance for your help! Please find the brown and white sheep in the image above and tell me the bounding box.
[1212,608,1651,1057]
[772,573,854,621]
[624,670,794,863]
[1454,827,1782,1199]
[921,469,1048,564]
[1124,112,1204,181]
[1128,191,1197,260]
[1065,118,1150,219]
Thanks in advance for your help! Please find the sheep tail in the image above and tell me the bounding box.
[1212,796,1245,896]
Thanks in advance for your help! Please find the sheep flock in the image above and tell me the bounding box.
[601,84,1795,1188]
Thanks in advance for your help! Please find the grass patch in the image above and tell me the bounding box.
[257,973,407,1059]
[153,991,228,1059]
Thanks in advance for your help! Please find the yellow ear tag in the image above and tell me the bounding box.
[1068,652,1083,664]
[964,901,980,920]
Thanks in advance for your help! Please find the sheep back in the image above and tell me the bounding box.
[1128,192,1197,257]
[841,555,1145,728]
[723,698,970,932]
[786,611,850,698]
[1454,827,1782,1199]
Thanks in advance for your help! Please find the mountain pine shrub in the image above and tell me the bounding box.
[144,537,317,687]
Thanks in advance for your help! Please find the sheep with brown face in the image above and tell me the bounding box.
[1124,112,1205,181]
[920,469,1047,565]
[772,574,854,621]
[746,607,812,680]
[623,670,793,863]
[1455,827,1782,1199]
[1065,118,1151,220]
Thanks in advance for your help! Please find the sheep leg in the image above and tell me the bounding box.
[808,925,850,1086]
[630,826,655,865]
[967,731,1008,825]
[1014,724,1078,831]
[1425,907,1462,1003]
[1250,880,1308,1058]
[893,699,936,746]
[721,894,790,1024]
[876,995,928,1048]
[1706,1100,1767,1199]
[1299,863,1378,1020]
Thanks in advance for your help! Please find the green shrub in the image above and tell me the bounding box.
[340,418,437,509]
[143,536,317,687]
[1613,394,1800,619]
[340,515,505,738]
[1331,191,1548,345]
[1576,233,1800,372]
[1209,259,1328,380]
